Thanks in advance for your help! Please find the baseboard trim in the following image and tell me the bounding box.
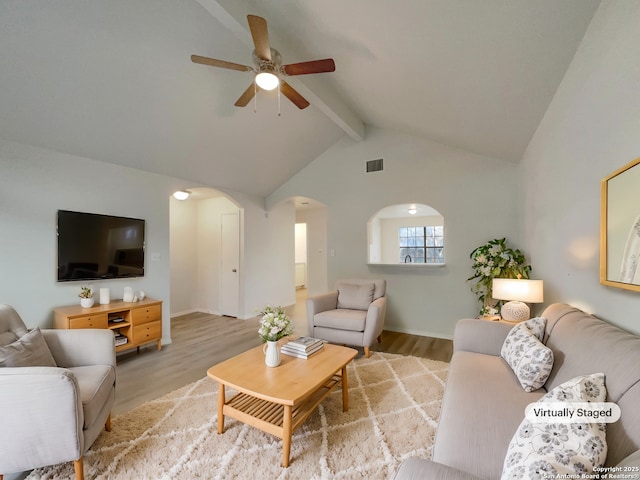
[170,308,220,318]
[384,326,453,341]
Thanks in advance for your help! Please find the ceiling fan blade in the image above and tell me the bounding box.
[280,80,310,109]
[234,82,256,107]
[247,15,271,61]
[282,59,336,76]
[191,55,252,72]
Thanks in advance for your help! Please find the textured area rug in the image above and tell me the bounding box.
[28,352,448,480]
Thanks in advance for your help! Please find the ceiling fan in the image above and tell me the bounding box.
[191,14,335,110]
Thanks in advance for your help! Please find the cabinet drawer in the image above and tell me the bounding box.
[131,304,161,325]
[133,321,161,343]
[69,314,108,329]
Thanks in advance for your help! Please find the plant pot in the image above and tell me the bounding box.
[80,297,94,308]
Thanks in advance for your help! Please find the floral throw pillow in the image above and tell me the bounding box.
[502,373,607,480]
[501,317,553,392]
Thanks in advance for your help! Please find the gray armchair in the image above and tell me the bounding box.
[0,304,116,480]
[306,279,387,357]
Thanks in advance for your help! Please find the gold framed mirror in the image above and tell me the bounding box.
[600,157,640,292]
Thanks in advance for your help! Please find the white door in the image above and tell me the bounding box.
[220,212,240,317]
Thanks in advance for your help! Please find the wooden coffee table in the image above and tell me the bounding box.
[207,341,357,467]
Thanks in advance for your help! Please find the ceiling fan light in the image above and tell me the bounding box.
[255,72,279,91]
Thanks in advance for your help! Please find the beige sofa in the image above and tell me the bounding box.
[394,303,640,479]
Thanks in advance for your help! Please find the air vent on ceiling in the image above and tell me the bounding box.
[366,158,383,173]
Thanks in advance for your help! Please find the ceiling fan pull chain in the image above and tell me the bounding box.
[277,82,281,117]
[253,82,257,113]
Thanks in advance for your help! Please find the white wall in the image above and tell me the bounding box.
[169,197,198,314]
[521,0,640,335]
[242,199,296,315]
[268,127,521,338]
[0,140,175,344]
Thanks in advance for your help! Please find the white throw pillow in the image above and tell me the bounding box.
[337,283,375,310]
[502,373,607,480]
[501,317,553,392]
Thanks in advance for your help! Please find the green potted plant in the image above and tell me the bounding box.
[78,286,94,308]
[467,238,531,316]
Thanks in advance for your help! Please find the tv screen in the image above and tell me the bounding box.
[57,210,145,282]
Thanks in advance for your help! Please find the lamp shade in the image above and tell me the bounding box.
[492,278,544,303]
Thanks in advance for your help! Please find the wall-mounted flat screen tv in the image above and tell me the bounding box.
[57,210,145,282]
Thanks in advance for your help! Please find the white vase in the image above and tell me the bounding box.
[80,297,94,308]
[263,341,281,367]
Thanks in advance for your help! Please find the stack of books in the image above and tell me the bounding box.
[281,336,324,359]
[114,333,128,346]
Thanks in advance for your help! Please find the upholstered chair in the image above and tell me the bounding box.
[306,279,387,357]
[0,304,116,480]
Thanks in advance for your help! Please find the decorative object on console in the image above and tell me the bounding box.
[78,286,94,308]
[467,238,532,316]
[492,277,544,322]
[123,286,134,303]
[99,287,110,305]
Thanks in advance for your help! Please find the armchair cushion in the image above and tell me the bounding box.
[0,327,57,367]
[314,309,368,332]
[70,365,116,429]
[337,282,375,310]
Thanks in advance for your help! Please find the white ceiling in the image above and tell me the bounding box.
[0,0,600,197]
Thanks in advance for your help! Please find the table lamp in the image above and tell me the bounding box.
[492,278,544,322]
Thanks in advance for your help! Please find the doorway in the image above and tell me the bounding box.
[169,188,241,318]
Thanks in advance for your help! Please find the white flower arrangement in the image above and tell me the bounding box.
[258,305,293,342]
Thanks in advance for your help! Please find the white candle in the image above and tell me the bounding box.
[99,288,110,304]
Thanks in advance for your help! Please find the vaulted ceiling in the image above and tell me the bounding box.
[0,0,600,197]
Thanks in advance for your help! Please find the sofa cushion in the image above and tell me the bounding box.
[0,327,57,367]
[314,309,367,332]
[433,351,545,479]
[501,319,554,392]
[502,373,607,480]
[69,364,116,429]
[337,283,375,310]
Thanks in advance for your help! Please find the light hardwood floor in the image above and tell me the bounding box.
[113,289,453,415]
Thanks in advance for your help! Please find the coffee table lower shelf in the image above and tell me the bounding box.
[218,374,344,467]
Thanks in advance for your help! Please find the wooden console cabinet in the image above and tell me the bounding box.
[53,298,162,353]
